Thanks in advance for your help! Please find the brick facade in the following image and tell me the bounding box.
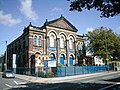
[7,16,86,74]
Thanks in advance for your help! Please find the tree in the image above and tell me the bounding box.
[86,27,120,60]
[112,35,120,60]
[68,0,120,18]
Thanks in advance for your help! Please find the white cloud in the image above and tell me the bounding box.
[86,27,94,33]
[51,7,63,12]
[51,7,63,15]
[0,11,21,26]
[20,0,38,21]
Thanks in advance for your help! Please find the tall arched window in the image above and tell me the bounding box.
[38,36,41,46]
[60,36,64,48]
[50,34,55,47]
[69,38,73,49]
[34,35,37,46]
[50,53,55,60]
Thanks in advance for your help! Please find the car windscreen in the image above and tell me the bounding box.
[5,70,13,73]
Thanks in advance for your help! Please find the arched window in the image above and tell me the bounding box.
[34,35,37,46]
[60,36,64,48]
[38,36,41,46]
[69,38,73,49]
[50,34,55,47]
[77,43,82,50]
[50,53,55,60]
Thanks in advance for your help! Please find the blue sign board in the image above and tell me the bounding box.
[49,47,56,51]
[69,49,74,52]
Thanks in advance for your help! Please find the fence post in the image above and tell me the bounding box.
[74,66,76,75]
[87,66,89,74]
[94,66,95,73]
[82,66,84,74]
[65,67,66,76]
[45,67,48,78]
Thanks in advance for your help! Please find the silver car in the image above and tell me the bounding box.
[2,70,15,78]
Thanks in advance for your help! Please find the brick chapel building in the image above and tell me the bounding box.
[7,15,86,74]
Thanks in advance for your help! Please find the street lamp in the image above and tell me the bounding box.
[5,40,7,70]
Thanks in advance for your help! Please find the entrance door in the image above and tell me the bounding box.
[70,55,74,66]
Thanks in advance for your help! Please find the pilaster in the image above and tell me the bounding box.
[74,41,77,65]
[66,39,69,66]
[45,36,49,55]
[56,38,60,63]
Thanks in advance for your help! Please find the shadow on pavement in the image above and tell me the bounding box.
[102,77,120,82]
[7,82,112,90]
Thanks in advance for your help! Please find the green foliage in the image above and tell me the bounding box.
[112,35,120,60]
[68,0,120,18]
[57,63,63,67]
[48,72,54,78]
[39,72,46,78]
[86,27,120,60]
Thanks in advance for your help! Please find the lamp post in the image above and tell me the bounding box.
[5,40,7,70]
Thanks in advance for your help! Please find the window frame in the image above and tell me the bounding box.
[69,38,73,49]
[38,36,42,46]
[60,35,65,48]
[34,35,37,46]
[50,33,55,47]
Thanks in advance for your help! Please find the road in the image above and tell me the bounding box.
[0,71,120,90]
[0,73,29,90]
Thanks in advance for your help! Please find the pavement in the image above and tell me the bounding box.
[1,71,120,84]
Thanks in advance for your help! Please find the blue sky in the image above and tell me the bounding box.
[0,0,120,55]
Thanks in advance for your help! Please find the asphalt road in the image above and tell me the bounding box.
[0,71,120,90]
[0,73,29,90]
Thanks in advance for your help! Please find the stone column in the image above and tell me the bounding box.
[43,37,46,55]
[74,41,77,65]
[56,38,60,64]
[66,39,69,66]
[45,36,49,55]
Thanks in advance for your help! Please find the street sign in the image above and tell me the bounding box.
[48,60,56,67]
[44,60,56,68]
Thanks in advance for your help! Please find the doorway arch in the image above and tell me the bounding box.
[69,55,74,66]
[60,54,65,65]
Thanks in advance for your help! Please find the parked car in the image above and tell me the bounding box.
[2,70,15,78]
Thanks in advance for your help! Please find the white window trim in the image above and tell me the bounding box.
[60,35,65,48]
[50,33,56,47]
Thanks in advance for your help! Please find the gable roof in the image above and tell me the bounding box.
[44,15,78,32]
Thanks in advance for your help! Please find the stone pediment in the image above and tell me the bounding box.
[46,16,78,32]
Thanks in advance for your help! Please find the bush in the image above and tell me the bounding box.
[40,72,45,77]
[57,63,63,68]
[48,72,54,78]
